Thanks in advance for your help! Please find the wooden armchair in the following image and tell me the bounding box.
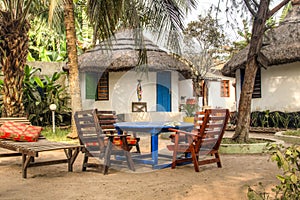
[167,109,229,172]
[74,109,135,174]
[96,110,141,153]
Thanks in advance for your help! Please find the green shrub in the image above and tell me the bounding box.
[231,111,300,129]
[248,144,300,200]
[0,65,71,126]
[268,144,300,199]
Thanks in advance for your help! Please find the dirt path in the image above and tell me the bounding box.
[0,148,281,200]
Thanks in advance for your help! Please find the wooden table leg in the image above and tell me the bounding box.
[22,153,33,178]
[65,147,81,172]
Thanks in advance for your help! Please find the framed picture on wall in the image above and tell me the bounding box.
[132,102,147,112]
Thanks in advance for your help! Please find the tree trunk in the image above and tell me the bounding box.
[0,12,30,117]
[232,0,270,142]
[63,0,83,138]
[202,81,208,107]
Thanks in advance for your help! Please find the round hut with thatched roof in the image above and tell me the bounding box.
[77,29,194,116]
[222,1,300,112]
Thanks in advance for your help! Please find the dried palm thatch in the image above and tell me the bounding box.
[222,2,300,77]
[77,29,192,78]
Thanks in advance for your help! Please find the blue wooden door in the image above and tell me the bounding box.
[156,71,171,111]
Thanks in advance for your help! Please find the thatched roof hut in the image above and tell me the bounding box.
[76,29,192,78]
[222,1,300,77]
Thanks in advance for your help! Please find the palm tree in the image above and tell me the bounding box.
[0,1,48,117]
[63,0,83,138]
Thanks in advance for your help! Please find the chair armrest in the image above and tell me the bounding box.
[104,134,131,137]
[168,128,197,136]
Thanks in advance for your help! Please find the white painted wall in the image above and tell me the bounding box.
[179,79,194,102]
[81,70,188,114]
[252,62,300,112]
[208,77,236,111]
[235,62,300,112]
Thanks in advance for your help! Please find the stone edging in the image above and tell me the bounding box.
[275,131,300,144]
[220,137,284,154]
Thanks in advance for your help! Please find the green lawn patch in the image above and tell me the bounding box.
[222,138,272,144]
[282,130,300,137]
[41,127,78,144]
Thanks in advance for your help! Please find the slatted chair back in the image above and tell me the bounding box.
[170,111,205,144]
[96,110,141,153]
[74,109,104,158]
[195,109,229,156]
[96,110,118,135]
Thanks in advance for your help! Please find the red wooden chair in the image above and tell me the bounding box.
[167,109,229,172]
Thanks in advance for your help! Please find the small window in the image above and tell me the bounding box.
[85,72,109,100]
[97,72,109,100]
[240,68,262,99]
[86,73,98,99]
[221,80,230,97]
[252,68,261,98]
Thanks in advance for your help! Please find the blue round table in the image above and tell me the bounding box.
[114,121,194,169]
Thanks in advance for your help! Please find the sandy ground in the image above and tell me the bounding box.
[0,132,282,200]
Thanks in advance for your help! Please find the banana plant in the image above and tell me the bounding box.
[22,65,71,126]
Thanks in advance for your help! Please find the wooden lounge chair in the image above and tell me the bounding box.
[0,117,82,178]
[167,109,229,172]
[74,109,135,174]
[96,110,141,153]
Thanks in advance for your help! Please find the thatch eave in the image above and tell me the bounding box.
[76,30,192,78]
[222,3,300,77]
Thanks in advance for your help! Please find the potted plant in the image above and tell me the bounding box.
[182,99,199,123]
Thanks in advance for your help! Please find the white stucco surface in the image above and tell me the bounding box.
[80,69,237,114]
[235,62,300,112]
[208,77,236,111]
[81,70,191,114]
[252,62,300,112]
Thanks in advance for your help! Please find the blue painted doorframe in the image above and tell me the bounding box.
[156,71,171,111]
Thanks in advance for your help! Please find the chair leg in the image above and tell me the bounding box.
[121,136,135,171]
[82,153,89,171]
[124,151,135,171]
[171,134,180,169]
[215,152,222,168]
[135,142,141,154]
[103,139,113,175]
[190,147,199,172]
[133,132,141,154]
[171,150,178,169]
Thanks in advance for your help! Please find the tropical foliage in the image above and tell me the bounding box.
[0,65,71,126]
[248,144,300,200]
[28,18,67,62]
[27,0,93,62]
[230,110,300,130]
[23,65,71,126]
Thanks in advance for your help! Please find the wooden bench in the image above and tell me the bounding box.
[0,118,83,178]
